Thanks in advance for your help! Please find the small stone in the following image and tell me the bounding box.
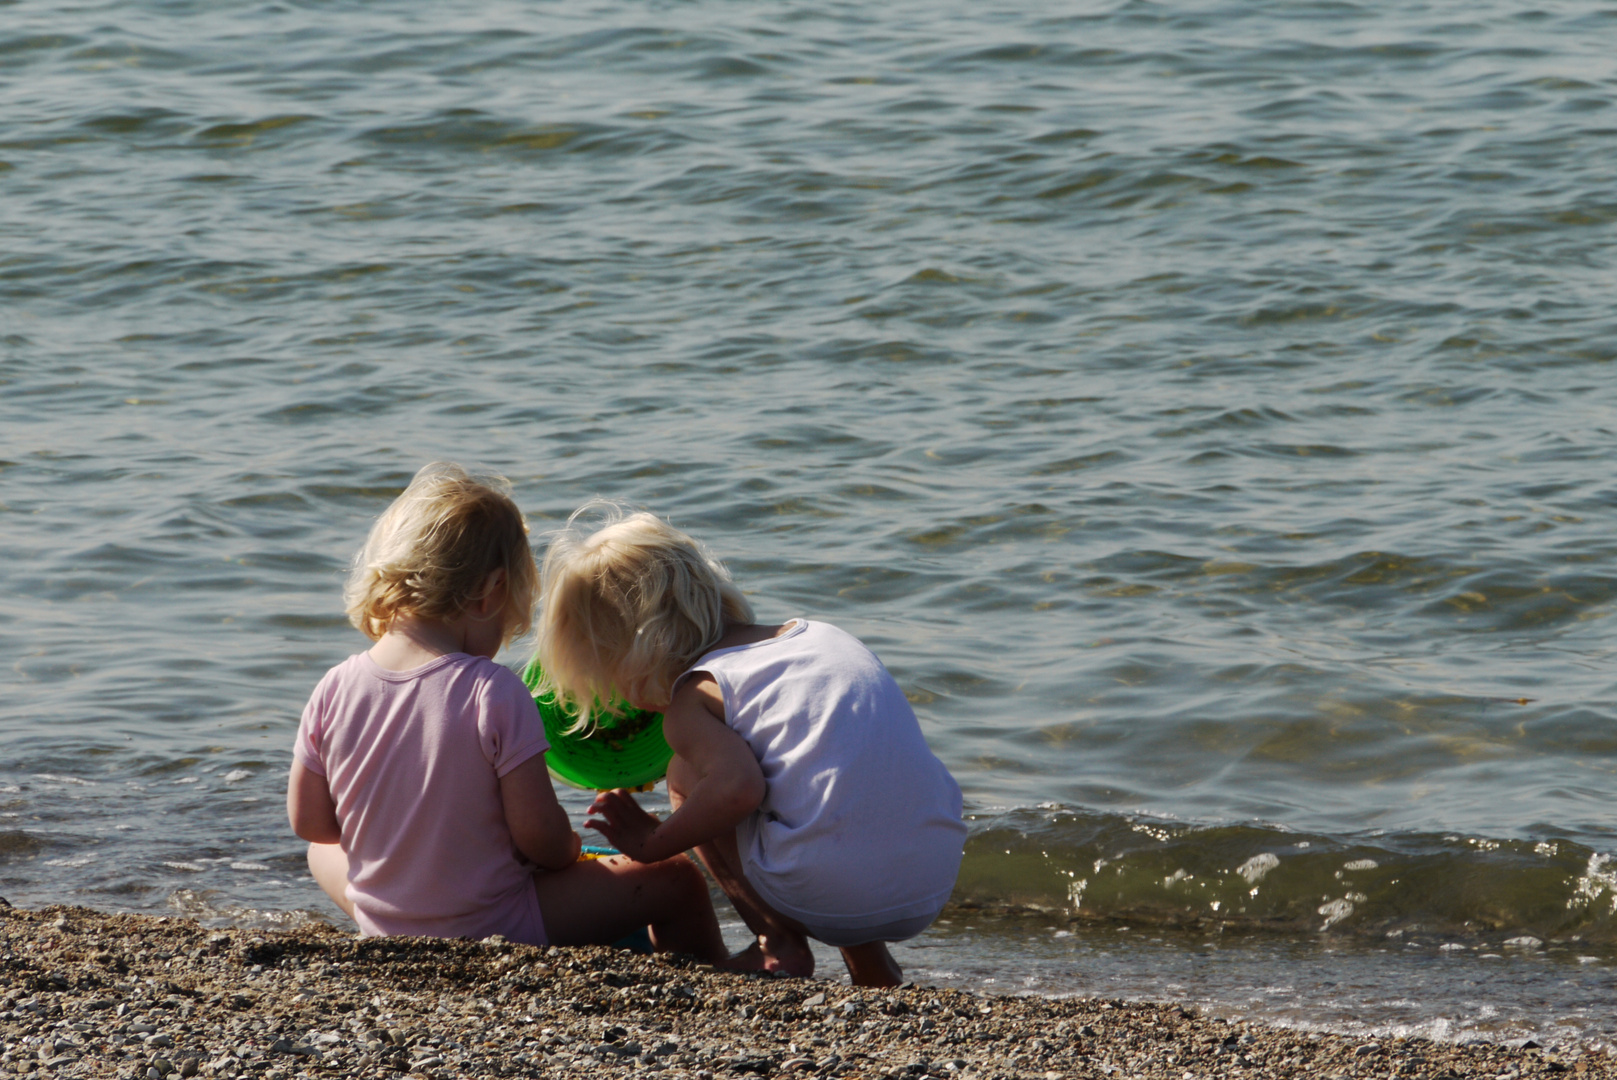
[145,1033,175,1048]
[1354,1043,1381,1057]
[804,992,827,1008]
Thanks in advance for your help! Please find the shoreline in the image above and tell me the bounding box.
[2,903,1610,1080]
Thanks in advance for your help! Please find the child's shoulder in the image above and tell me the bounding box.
[698,620,885,677]
[452,654,539,705]
[405,652,531,695]
[313,652,522,691]
[795,619,879,656]
[312,651,371,688]
[696,619,867,657]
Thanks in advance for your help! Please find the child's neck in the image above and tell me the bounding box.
[713,621,793,651]
[369,613,494,672]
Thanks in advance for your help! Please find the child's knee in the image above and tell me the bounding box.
[660,852,709,894]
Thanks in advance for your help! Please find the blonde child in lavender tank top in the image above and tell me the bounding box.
[534,503,966,987]
[287,464,724,960]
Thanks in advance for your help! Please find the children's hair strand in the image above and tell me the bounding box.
[535,501,753,731]
[345,462,538,646]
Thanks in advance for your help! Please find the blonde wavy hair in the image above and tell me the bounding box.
[534,502,754,730]
[344,463,538,645]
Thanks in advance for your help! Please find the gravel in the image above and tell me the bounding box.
[2,902,1610,1079]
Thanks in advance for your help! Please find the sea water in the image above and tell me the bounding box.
[4,0,1617,1051]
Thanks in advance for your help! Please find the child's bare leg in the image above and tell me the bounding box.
[667,759,814,978]
[839,941,903,987]
[533,853,726,963]
[689,831,815,978]
[306,842,356,919]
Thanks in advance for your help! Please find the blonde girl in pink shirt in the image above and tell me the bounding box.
[287,464,725,958]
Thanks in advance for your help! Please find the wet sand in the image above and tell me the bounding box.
[2,902,1609,1079]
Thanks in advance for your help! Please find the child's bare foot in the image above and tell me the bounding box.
[840,941,902,987]
[720,932,815,979]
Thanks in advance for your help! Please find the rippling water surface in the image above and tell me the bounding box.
[5,0,1617,1050]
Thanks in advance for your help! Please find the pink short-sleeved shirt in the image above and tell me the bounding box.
[294,652,550,944]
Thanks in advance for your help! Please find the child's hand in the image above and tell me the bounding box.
[585,789,662,862]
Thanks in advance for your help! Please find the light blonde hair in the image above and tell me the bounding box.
[535,502,754,729]
[345,462,538,645]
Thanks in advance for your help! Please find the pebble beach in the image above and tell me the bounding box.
[2,903,1609,1080]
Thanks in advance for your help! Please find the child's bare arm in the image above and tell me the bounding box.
[589,675,764,862]
[499,754,583,870]
[287,762,342,844]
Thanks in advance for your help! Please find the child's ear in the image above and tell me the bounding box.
[476,568,508,617]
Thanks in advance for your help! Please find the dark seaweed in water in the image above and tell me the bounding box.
[523,659,657,746]
[538,690,658,747]
[582,704,658,751]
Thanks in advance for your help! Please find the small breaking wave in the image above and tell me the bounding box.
[953,806,1617,950]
